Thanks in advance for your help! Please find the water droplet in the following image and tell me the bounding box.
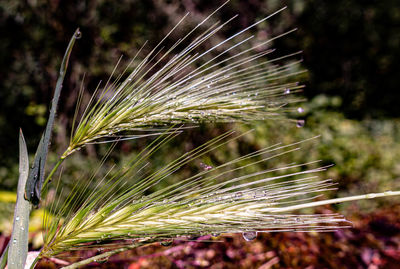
[200,162,212,171]
[127,78,132,81]
[295,217,301,223]
[284,88,291,94]
[297,107,304,113]
[211,232,220,237]
[384,191,393,195]
[296,119,305,128]
[207,85,211,89]
[96,239,101,243]
[242,231,257,241]
[96,257,109,263]
[21,227,24,231]
[160,239,173,246]
[15,216,20,221]
[75,30,82,39]
[13,239,17,243]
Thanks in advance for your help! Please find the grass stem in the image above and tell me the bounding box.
[61,240,156,269]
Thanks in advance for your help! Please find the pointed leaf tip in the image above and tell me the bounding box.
[8,129,31,268]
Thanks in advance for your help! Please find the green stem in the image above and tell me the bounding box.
[42,157,65,192]
[61,240,156,269]
[29,255,40,269]
[0,243,9,269]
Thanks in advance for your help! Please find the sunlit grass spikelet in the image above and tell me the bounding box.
[40,134,349,258]
[63,6,304,159]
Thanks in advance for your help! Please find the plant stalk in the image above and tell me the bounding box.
[0,244,9,269]
[268,191,400,213]
[61,240,156,269]
[42,157,65,192]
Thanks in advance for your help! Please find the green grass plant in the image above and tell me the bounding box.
[2,2,400,268]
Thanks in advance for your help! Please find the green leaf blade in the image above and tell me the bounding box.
[25,28,81,205]
[8,130,31,269]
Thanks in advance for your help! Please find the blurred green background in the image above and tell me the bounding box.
[1,0,400,267]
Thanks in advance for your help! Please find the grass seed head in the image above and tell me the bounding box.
[63,6,304,158]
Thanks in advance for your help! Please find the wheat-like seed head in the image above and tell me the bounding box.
[62,6,304,159]
[40,133,350,258]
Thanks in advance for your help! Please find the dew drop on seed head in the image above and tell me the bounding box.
[284,88,291,95]
[296,119,305,128]
[297,107,304,113]
[96,257,109,264]
[200,162,212,171]
[242,231,257,241]
[160,239,173,246]
[75,30,82,39]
